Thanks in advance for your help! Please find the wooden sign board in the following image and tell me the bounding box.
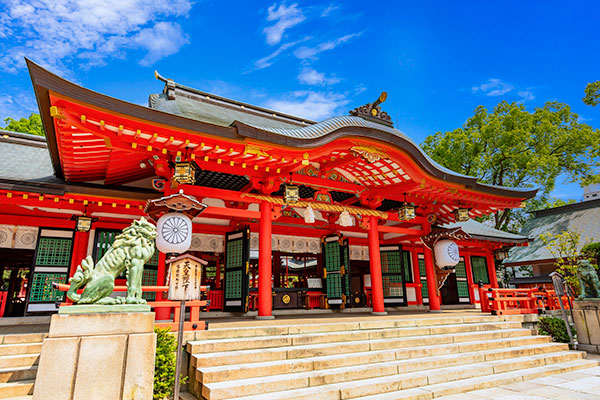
[167,254,207,301]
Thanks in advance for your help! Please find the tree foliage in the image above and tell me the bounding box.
[2,113,44,136]
[153,327,187,400]
[583,81,600,107]
[540,229,594,296]
[421,101,600,230]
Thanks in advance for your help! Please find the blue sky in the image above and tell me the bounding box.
[1,1,598,200]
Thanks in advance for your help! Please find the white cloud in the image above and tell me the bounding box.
[297,67,340,86]
[321,4,339,17]
[471,78,514,96]
[0,91,38,121]
[0,0,193,73]
[265,91,349,121]
[518,90,535,102]
[252,37,309,71]
[294,33,362,60]
[263,2,305,46]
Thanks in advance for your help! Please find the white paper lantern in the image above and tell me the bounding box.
[434,240,460,268]
[156,212,192,254]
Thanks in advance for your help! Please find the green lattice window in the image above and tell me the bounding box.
[383,275,404,297]
[402,251,413,283]
[324,241,341,271]
[35,238,72,266]
[29,273,66,302]
[142,269,158,301]
[225,270,242,298]
[471,256,490,284]
[326,273,343,298]
[380,251,401,273]
[457,280,469,297]
[95,230,118,262]
[455,260,467,278]
[418,258,428,299]
[226,240,244,269]
[146,250,159,267]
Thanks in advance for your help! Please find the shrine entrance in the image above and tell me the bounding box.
[0,248,34,317]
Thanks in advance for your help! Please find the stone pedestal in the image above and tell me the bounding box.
[33,312,156,400]
[572,299,600,354]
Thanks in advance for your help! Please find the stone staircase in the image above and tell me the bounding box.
[0,333,45,399]
[186,314,598,400]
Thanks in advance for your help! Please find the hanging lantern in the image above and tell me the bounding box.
[494,248,509,261]
[453,207,470,222]
[156,212,193,254]
[75,216,93,232]
[173,161,199,184]
[397,202,416,221]
[337,210,353,227]
[304,204,315,224]
[284,184,300,204]
[434,239,460,268]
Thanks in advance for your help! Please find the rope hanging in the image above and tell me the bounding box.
[240,193,388,219]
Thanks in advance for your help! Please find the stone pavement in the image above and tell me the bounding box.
[438,361,600,400]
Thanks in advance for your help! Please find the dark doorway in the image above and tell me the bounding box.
[0,248,35,317]
[440,273,460,305]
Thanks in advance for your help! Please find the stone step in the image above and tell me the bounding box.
[191,328,535,368]
[0,381,34,399]
[0,355,39,370]
[222,358,598,400]
[0,335,45,346]
[197,340,564,384]
[0,344,42,357]
[201,350,584,399]
[192,315,525,340]
[0,367,37,384]
[187,321,523,353]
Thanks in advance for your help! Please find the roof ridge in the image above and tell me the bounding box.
[0,129,47,147]
[153,70,317,126]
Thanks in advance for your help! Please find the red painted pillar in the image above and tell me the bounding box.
[257,201,274,319]
[486,252,499,288]
[464,252,475,303]
[155,251,170,320]
[423,247,441,312]
[69,230,90,278]
[411,249,423,305]
[368,216,386,315]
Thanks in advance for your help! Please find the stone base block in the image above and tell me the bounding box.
[573,299,600,354]
[33,312,156,400]
[59,304,151,314]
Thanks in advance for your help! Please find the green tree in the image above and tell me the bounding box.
[540,229,594,296]
[421,101,600,230]
[2,113,44,136]
[583,81,600,107]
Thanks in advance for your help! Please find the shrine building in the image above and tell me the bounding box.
[0,59,534,319]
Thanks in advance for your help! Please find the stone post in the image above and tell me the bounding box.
[33,311,156,400]
[572,300,600,354]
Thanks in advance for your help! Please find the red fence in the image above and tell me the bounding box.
[478,287,574,316]
[0,291,7,318]
[53,284,210,331]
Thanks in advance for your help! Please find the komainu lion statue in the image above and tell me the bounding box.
[67,218,156,305]
[577,259,600,299]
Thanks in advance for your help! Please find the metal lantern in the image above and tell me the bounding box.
[494,248,509,261]
[173,161,199,184]
[75,216,93,232]
[453,207,470,222]
[284,184,300,204]
[397,202,416,221]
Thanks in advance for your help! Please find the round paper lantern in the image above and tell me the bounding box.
[156,212,192,254]
[434,240,460,268]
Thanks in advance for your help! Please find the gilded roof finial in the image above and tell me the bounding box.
[349,91,393,127]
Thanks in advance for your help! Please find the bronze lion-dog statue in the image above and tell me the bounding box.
[67,218,156,305]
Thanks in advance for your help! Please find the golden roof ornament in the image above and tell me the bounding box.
[349,92,393,127]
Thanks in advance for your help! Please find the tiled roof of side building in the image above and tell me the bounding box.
[0,130,55,181]
[440,218,530,243]
[503,198,600,265]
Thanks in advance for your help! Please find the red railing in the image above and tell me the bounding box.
[478,286,575,316]
[53,284,210,331]
[207,289,223,311]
